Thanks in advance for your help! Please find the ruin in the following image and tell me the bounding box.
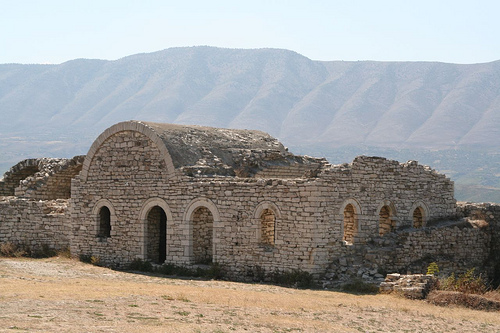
[1,120,499,285]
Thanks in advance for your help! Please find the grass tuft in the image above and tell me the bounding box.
[341,278,379,294]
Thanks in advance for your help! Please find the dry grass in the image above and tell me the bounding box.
[1,257,500,332]
[427,290,500,311]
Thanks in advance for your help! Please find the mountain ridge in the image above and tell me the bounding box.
[1,46,499,201]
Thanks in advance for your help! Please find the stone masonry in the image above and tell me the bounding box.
[0,120,498,284]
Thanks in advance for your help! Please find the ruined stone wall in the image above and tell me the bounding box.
[320,220,491,287]
[0,197,70,251]
[318,156,455,240]
[1,121,497,287]
[71,129,328,277]
[70,129,463,281]
[378,223,489,274]
[457,202,500,285]
[0,157,85,200]
[0,159,40,196]
[255,164,320,179]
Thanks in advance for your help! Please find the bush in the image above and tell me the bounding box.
[79,254,92,263]
[0,242,65,259]
[128,260,226,280]
[30,244,57,258]
[269,269,315,289]
[128,258,153,272]
[205,262,224,279]
[439,268,489,295]
[57,247,72,258]
[79,253,101,266]
[427,290,500,311]
[341,278,379,294]
[0,242,26,257]
[426,262,439,276]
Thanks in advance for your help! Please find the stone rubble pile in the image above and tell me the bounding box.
[379,273,438,299]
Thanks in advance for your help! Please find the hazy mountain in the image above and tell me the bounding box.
[1,47,499,201]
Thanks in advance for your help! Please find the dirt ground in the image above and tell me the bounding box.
[1,257,499,332]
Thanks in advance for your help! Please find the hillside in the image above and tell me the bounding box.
[1,47,499,201]
[1,257,500,332]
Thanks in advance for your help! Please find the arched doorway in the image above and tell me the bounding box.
[146,206,167,264]
[192,206,214,264]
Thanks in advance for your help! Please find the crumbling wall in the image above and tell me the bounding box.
[317,156,456,242]
[0,159,40,196]
[322,220,490,287]
[380,274,438,299]
[377,221,489,274]
[0,197,71,251]
[71,126,466,282]
[14,156,84,200]
[457,202,500,286]
[1,121,497,288]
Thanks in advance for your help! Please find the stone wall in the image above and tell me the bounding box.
[322,218,490,287]
[457,202,500,285]
[14,156,84,200]
[380,274,438,299]
[0,159,40,196]
[70,126,461,281]
[0,197,71,251]
[2,121,497,287]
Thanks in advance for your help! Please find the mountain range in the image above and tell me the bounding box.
[1,47,499,201]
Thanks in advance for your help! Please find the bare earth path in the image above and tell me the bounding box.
[1,257,499,332]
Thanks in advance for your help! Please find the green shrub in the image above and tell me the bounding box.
[205,262,224,279]
[128,258,153,272]
[129,260,226,280]
[426,262,439,276]
[427,290,500,311]
[269,269,315,289]
[78,254,102,266]
[341,278,379,294]
[30,244,57,258]
[439,268,489,295]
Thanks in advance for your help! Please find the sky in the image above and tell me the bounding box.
[1,0,499,65]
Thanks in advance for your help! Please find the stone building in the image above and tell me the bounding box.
[1,121,498,284]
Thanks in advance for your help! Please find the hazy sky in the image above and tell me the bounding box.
[1,0,498,65]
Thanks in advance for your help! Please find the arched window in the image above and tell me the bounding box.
[343,204,358,244]
[253,202,281,248]
[413,207,424,228]
[260,208,276,246]
[98,206,111,238]
[379,205,395,236]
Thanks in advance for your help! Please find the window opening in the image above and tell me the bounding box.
[379,205,395,236]
[343,204,357,244]
[98,206,111,238]
[260,209,276,245]
[413,207,424,228]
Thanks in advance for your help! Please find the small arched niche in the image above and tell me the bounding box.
[378,203,396,236]
[413,206,425,228]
